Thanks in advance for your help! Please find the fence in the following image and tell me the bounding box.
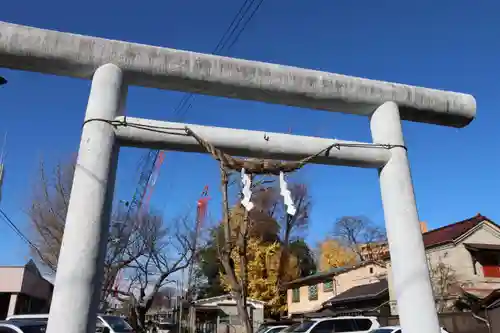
[378,312,490,333]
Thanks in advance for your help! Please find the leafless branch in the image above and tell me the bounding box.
[332,216,387,261]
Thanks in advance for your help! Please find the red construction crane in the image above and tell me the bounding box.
[196,185,210,229]
[140,150,166,216]
[186,186,210,299]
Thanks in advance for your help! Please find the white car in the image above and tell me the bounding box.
[369,326,449,333]
[289,316,380,333]
[6,314,133,333]
[260,326,289,333]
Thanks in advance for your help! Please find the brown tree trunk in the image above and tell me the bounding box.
[218,167,254,333]
[234,292,254,333]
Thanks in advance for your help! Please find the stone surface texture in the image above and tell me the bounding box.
[0,21,476,127]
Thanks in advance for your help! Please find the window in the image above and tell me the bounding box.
[0,329,16,333]
[311,320,335,333]
[100,316,133,332]
[17,325,47,333]
[481,253,500,278]
[331,319,355,332]
[291,321,314,333]
[369,267,374,274]
[352,318,373,331]
[282,324,300,333]
[308,284,318,300]
[267,327,286,333]
[292,288,300,302]
[323,280,333,292]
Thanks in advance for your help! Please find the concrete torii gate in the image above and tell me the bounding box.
[0,21,476,333]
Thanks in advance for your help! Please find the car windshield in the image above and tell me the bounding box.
[289,321,314,333]
[100,316,134,332]
[369,329,395,333]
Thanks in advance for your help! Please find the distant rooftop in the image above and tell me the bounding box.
[285,261,381,287]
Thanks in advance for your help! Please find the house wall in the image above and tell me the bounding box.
[0,263,53,318]
[388,222,500,315]
[0,267,24,293]
[216,304,263,333]
[287,263,387,315]
[426,223,500,283]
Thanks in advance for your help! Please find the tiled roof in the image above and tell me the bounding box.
[284,261,379,287]
[422,214,494,248]
[322,279,389,306]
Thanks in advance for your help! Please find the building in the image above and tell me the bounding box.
[357,242,389,261]
[387,214,500,314]
[285,261,387,317]
[285,215,500,318]
[193,294,265,333]
[0,260,53,319]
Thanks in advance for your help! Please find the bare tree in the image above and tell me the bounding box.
[150,287,176,310]
[26,158,164,309]
[113,214,195,333]
[428,259,459,313]
[332,216,387,262]
[27,159,74,273]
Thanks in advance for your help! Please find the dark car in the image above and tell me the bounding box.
[0,320,47,333]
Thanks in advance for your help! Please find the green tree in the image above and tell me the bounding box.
[289,239,317,276]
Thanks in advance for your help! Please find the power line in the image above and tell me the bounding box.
[130,0,268,219]
[175,0,265,120]
[0,207,56,269]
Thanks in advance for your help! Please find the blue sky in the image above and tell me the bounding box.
[0,0,499,266]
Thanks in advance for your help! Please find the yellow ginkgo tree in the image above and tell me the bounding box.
[221,237,300,316]
[318,238,357,271]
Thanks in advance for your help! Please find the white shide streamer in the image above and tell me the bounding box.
[279,171,296,216]
[240,168,254,211]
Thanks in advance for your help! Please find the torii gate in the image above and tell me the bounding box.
[0,21,475,333]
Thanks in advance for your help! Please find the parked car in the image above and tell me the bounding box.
[369,326,449,333]
[257,320,301,333]
[0,320,47,333]
[289,316,380,333]
[259,325,289,333]
[280,324,301,333]
[6,314,134,333]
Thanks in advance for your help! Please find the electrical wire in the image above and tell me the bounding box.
[0,207,56,269]
[129,0,268,220]
[174,0,266,120]
[112,1,270,288]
